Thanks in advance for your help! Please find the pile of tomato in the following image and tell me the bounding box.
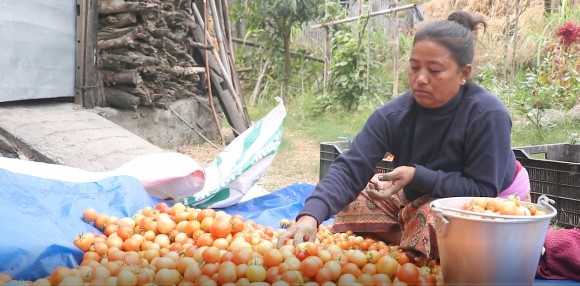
[461,195,547,217]
[0,202,443,286]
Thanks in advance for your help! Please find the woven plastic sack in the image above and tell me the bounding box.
[180,99,286,208]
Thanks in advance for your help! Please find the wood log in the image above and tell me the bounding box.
[101,53,160,70]
[98,27,137,41]
[104,87,140,111]
[99,34,135,50]
[165,66,205,78]
[99,13,137,29]
[115,85,153,106]
[137,65,159,81]
[133,42,157,55]
[186,39,214,51]
[99,0,155,15]
[102,70,143,86]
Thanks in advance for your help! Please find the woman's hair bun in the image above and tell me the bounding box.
[447,11,486,33]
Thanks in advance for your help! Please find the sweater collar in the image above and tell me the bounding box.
[415,85,465,115]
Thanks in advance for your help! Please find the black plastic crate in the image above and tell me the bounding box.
[319,141,394,181]
[513,144,580,228]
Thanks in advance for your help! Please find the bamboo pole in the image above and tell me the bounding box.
[221,0,250,126]
[191,3,246,122]
[231,38,324,63]
[311,4,416,29]
[208,0,231,74]
[202,0,225,147]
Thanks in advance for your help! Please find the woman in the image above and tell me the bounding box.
[276,11,531,262]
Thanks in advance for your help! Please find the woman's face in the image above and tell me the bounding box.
[408,39,471,108]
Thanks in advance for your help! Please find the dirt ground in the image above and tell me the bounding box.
[174,129,321,192]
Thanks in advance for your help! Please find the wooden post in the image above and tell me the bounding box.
[392,0,399,98]
[323,27,331,92]
[75,0,106,108]
[502,0,511,81]
[323,0,330,92]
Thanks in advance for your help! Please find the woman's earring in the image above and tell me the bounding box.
[460,78,466,85]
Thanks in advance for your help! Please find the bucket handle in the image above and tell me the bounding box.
[430,201,450,238]
[537,195,557,214]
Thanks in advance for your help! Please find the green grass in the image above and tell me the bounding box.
[248,99,580,150]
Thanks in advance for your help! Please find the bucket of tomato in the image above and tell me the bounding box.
[430,195,557,285]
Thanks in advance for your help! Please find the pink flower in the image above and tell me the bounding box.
[535,99,542,106]
[556,21,580,46]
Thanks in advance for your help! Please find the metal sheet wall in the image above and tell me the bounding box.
[0,0,76,102]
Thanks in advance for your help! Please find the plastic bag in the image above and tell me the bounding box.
[0,152,206,199]
[181,99,286,208]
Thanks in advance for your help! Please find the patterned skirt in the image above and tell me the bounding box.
[332,190,438,260]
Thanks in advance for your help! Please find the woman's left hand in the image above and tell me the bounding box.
[366,166,415,200]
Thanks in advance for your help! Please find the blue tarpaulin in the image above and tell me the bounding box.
[0,168,577,285]
[0,168,161,281]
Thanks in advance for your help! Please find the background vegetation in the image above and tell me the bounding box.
[228,0,579,170]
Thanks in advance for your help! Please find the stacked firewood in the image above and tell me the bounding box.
[97,0,205,110]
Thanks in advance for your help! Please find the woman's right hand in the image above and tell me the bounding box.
[365,167,414,200]
[275,215,318,248]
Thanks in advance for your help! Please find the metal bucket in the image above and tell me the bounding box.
[430,195,557,285]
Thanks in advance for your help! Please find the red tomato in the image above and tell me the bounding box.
[396,262,420,285]
[74,233,95,252]
[210,217,233,238]
[82,208,97,223]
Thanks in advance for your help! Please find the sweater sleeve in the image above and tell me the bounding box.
[408,108,515,198]
[297,109,391,224]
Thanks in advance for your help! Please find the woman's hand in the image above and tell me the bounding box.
[365,166,415,200]
[276,215,318,248]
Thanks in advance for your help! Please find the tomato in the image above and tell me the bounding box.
[295,251,307,261]
[116,269,137,286]
[246,265,267,282]
[231,218,245,234]
[395,251,411,265]
[347,249,368,268]
[417,274,438,286]
[376,255,398,278]
[202,246,221,264]
[93,213,110,231]
[263,249,284,268]
[217,263,238,284]
[372,273,392,285]
[314,267,333,284]
[197,209,216,222]
[300,256,323,277]
[396,262,420,285]
[156,216,177,234]
[337,273,357,286]
[74,233,96,252]
[196,233,215,247]
[341,262,362,277]
[210,217,233,238]
[82,208,97,223]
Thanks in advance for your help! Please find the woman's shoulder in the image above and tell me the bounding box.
[462,83,509,112]
[378,91,414,113]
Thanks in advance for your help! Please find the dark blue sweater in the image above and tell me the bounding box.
[300,83,517,224]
